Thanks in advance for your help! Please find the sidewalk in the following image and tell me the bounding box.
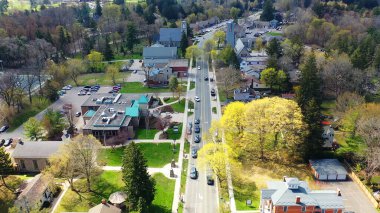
[102,163,179,180]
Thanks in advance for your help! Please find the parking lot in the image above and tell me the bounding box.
[126,70,146,82]
[319,179,377,213]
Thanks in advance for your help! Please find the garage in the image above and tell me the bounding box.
[309,159,348,181]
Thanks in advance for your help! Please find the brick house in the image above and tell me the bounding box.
[260,177,344,213]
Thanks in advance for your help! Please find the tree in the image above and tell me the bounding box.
[219,45,239,69]
[335,92,365,116]
[185,45,201,64]
[180,32,188,57]
[198,143,240,185]
[106,64,119,85]
[266,38,282,58]
[122,142,155,210]
[169,76,179,97]
[24,117,44,141]
[255,37,264,51]
[42,109,66,140]
[95,0,102,17]
[66,59,87,86]
[230,7,241,20]
[203,39,215,53]
[126,23,138,53]
[87,50,104,72]
[260,0,275,21]
[219,67,241,99]
[0,147,13,191]
[0,0,8,15]
[213,30,226,49]
[260,68,277,89]
[113,0,125,5]
[104,36,114,61]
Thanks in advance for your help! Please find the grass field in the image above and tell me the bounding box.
[70,72,130,86]
[150,173,175,213]
[163,97,179,104]
[167,123,183,140]
[135,128,160,139]
[171,99,186,113]
[190,81,195,90]
[99,143,180,167]
[120,82,171,93]
[266,32,283,36]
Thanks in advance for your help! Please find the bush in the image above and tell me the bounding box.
[161,105,173,113]
[163,97,170,102]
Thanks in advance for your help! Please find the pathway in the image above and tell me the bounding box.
[102,163,179,180]
[50,177,81,213]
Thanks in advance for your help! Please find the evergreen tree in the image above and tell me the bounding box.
[126,23,138,53]
[104,36,114,61]
[0,147,13,191]
[113,0,125,5]
[135,4,143,16]
[266,38,282,58]
[122,142,155,210]
[260,0,275,21]
[180,32,188,57]
[95,0,102,17]
[302,98,323,159]
[0,0,8,15]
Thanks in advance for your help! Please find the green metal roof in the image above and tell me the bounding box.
[83,110,96,117]
[132,101,139,108]
[125,106,139,117]
[138,95,149,104]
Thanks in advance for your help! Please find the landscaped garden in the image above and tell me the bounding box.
[167,123,183,140]
[99,143,179,167]
[170,99,186,113]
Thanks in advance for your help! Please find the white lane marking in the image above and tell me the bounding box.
[198,193,203,200]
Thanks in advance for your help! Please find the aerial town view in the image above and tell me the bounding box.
[0,0,380,213]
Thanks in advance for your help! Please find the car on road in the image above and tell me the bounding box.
[194,134,201,143]
[194,125,200,133]
[195,96,200,102]
[204,77,208,81]
[210,78,214,82]
[190,167,198,179]
[0,125,9,133]
[211,89,216,96]
[194,119,200,124]
[191,147,198,158]
[197,66,201,70]
[207,174,215,185]
[0,139,5,146]
[75,112,81,117]
[4,138,13,147]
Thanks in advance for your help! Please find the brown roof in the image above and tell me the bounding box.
[88,203,121,213]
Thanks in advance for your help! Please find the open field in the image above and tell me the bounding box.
[69,72,130,86]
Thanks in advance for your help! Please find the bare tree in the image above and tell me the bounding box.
[218,67,241,100]
[335,92,365,116]
[0,72,22,107]
[22,68,38,104]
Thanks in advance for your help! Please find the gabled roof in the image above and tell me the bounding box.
[88,203,121,213]
[235,38,246,56]
[138,95,150,104]
[143,46,178,59]
[12,141,63,159]
[15,174,51,207]
[125,106,139,117]
[159,28,182,42]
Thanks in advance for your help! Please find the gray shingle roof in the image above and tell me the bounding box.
[143,46,177,60]
[159,28,182,42]
[88,203,121,213]
[309,159,347,175]
[12,141,63,159]
[15,174,51,208]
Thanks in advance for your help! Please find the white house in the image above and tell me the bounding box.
[322,125,334,148]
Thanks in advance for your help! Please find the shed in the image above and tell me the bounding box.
[309,159,347,181]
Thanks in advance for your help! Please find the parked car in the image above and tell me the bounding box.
[133,70,137,74]
[78,90,86,96]
[0,125,9,133]
[4,138,13,147]
[211,89,216,96]
[210,78,214,82]
[204,77,208,81]
[60,90,66,94]
[194,125,200,133]
[191,147,198,158]
[197,66,201,70]
[207,174,215,185]
[87,91,91,95]
[75,112,81,117]
[194,119,200,124]
[195,96,200,102]
[0,139,5,146]
[190,167,198,179]
[194,134,201,143]
[108,90,115,94]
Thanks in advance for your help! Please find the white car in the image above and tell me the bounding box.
[195,96,200,102]
[197,66,201,70]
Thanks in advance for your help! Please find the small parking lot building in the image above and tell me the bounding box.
[309,159,348,181]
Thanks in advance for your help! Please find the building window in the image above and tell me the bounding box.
[20,160,25,169]
[33,160,39,170]
[302,206,306,212]
[283,206,288,212]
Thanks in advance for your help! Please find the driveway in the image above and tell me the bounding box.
[129,60,143,71]
[319,179,377,213]
[126,70,145,82]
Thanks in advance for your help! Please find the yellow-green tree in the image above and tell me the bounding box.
[87,50,104,72]
[106,64,119,85]
[185,45,202,65]
[213,30,226,49]
[203,39,215,53]
[65,59,87,86]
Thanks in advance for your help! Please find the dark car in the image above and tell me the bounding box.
[4,138,13,147]
[194,119,200,125]
[0,125,9,133]
[0,139,5,146]
[194,135,201,143]
[210,78,214,82]
[211,89,216,96]
[190,167,198,179]
[204,77,208,81]
[108,90,115,94]
[191,148,198,158]
[207,175,215,185]
[194,125,200,133]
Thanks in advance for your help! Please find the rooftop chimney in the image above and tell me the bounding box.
[296,196,301,204]
[101,199,107,205]
[337,188,341,196]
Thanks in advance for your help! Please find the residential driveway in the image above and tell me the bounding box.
[129,60,143,71]
[318,179,377,213]
[126,70,145,82]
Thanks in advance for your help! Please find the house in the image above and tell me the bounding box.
[190,16,220,32]
[309,159,347,181]
[143,44,178,67]
[148,66,173,84]
[269,19,279,28]
[281,93,295,100]
[233,88,260,102]
[167,59,189,77]
[82,94,152,142]
[260,177,344,213]
[322,125,334,148]
[14,174,54,212]
[12,141,63,172]
[88,200,121,213]
[252,20,270,28]
[158,27,183,47]
[235,38,250,59]
[241,67,261,79]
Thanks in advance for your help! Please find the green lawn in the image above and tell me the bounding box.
[135,128,160,139]
[9,0,30,11]
[55,171,124,213]
[266,32,283,36]
[212,107,217,114]
[150,173,175,213]
[99,143,180,167]
[188,100,194,110]
[167,123,183,140]
[113,53,142,60]
[70,72,130,86]
[9,96,52,131]
[187,111,193,117]
[120,82,171,93]
[163,97,179,104]
[171,99,186,113]
[190,81,195,90]
[235,190,260,210]
[321,100,336,116]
